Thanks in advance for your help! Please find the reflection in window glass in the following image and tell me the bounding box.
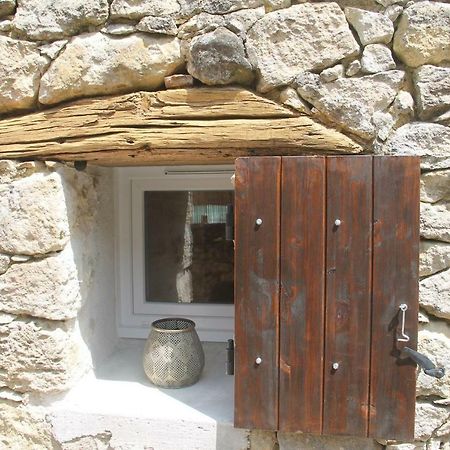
[144,191,234,304]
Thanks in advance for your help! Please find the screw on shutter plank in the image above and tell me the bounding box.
[332,362,339,371]
[255,218,263,226]
[334,219,342,227]
[255,357,262,365]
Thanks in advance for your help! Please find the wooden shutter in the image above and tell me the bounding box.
[234,155,419,440]
[369,157,420,440]
[279,156,325,434]
[234,157,281,430]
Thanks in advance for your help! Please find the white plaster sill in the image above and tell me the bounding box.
[47,340,248,450]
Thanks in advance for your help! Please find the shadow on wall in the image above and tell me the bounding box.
[60,164,119,371]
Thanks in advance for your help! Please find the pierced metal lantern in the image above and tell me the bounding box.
[143,318,205,388]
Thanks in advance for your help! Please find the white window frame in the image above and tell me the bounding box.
[115,165,235,342]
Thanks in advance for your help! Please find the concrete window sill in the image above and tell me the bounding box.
[48,340,248,449]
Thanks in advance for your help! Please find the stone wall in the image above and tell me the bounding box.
[0,0,449,449]
[0,162,119,449]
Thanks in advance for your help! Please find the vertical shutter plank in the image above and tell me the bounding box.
[369,156,420,441]
[234,156,281,430]
[323,156,373,436]
[279,156,326,433]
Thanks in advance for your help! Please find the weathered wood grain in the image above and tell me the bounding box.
[323,156,373,437]
[0,88,363,165]
[234,157,281,430]
[369,156,420,441]
[279,156,326,434]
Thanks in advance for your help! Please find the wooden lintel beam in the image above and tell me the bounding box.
[0,87,363,165]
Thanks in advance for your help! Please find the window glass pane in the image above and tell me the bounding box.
[144,191,234,304]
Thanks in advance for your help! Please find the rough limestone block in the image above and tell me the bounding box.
[361,44,396,74]
[0,18,10,31]
[187,27,254,86]
[39,32,183,105]
[421,170,450,204]
[0,172,69,255]
[136,16,178,36]
[393,1,450,67]
[110,0,181,20]
[178,7,264,40]
[385,445,425,450]
[0,316,90,393]
[384,4,403,22]
[164,74,194,89]
[372,111,395,141]
[111,0,264,20]
[382,123,450,170]
[420,240,450,277]
[245,3,359,92]
[415,402,450,441]
[346,59,361,77]
[296,70,405,139]
[226,7,265,35]
[178,13,226,40]
[371,90,413,143]
[0,0,14,18]
[418,310,430,324]
[279,87,310,114]
[332,0,384,11]
[39,40,68,60]
[10,255,29,263]
[436,110,450,127]
[419,268,450,320]
[375,0,407,6]
[263,0,291,13]
[320,64,345,83]
[436,419,450,438]
[279,432,382,449]
[101,23,135,36]
[414,66,450,121]
[420,202,450,243]
[0,36,48,114]
[417,330,450,399]
[59,432,113,450]
[0,246,81,321]
[345,7,394,45]
[390,90,415,119]
[12,0,109,41]
[177,0,264,17]
[0,254,10,275]
[0,401,53,450]
[0,160,44,185]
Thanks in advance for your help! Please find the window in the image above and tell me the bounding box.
[115,166,235,342]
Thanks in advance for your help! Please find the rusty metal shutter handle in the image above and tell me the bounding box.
[402,347,445,379]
